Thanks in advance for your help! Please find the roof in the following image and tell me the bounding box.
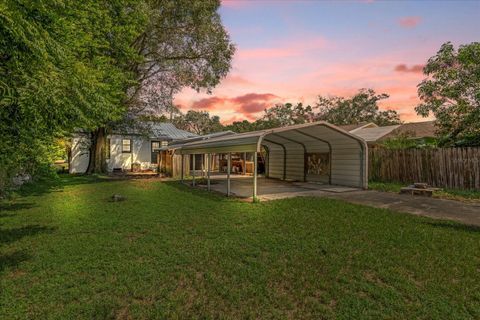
[338,122,377,132]
[351,125,401,142]
[166,131,236,149]
[172,121,367,154]
[351,121,437,143]
[384,121,437,139]
[149,123,198,140]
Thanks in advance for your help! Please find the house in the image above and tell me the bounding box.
[342,121,436,146]
[69,123,198,173]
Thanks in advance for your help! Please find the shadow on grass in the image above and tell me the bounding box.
[164,181,232,201]
[423,221,480,233]
[0,225,57,244]
[15,174,122,198]
[0,202,36,213]
[0,250,31,274]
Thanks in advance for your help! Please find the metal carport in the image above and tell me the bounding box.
[170,122,368,201]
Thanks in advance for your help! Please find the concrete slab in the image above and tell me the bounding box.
[199,176,480,226]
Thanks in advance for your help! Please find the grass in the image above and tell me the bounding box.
[1,176,480,319]
[369,181,480,202]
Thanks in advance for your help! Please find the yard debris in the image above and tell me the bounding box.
[400,182,440,197]
[110,194,126,202]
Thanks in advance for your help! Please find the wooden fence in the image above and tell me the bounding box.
[368,147,480,190]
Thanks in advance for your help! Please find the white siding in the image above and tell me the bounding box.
[70,134,159,173]
[262,125,366,188]
[69,135,89,173]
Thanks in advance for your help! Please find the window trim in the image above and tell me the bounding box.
[122,139,132,153]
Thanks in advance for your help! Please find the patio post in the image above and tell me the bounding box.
[243,152,247,175]
[227,152,231,196]
[180,154,184,183]
[253,151,258,200]
[207,153,211,191]
[192,154,196,187]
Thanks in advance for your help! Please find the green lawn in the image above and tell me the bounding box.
[1,176,479,319]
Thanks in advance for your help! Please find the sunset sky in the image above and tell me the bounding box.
[174,0,480,124]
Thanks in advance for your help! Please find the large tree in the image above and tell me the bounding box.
[315,88,401,126]
[86,0,235,173]
[173,110,224,135]
[416,42,480,146]
[0,0,143,193]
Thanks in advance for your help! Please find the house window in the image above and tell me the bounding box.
[106,138,111,159]
[151,141,162,164]
[122,139,131,153]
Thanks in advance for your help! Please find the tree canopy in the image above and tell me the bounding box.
[416,42,480,146]
[315,89,401,126]
[0,0,234,193]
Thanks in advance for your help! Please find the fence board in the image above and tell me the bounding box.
[368,147,480,190]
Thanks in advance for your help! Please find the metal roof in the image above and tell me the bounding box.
[351,125,401,142]
[172,121,367,154]
[149,123,198,140]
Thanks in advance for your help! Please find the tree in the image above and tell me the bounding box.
[224,120,257,133]
[261,103,314,128]
[174,110,224,135]
[87,0,235,173]
[416,42,480,146]
[0,0,143,193]
[315,89,401,126]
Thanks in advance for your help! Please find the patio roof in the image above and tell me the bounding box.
[173,121,367,155]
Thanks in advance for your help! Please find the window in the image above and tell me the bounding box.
[106,139,111,159]
[122,139,131,153]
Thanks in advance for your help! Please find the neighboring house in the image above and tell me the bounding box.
[69,123,198,173]
[344,121,436,146]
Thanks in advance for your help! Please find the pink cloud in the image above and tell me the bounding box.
[221,0,251,9]
[191,97,226,110]
[184,92,280,121]
[394,64,424,73]
[398,16,422,28]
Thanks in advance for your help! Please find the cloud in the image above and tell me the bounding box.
[221,0,251,9]
[191,97,226,110]
[184,92,280,121]
[398,16,422,28]
[394,64,424,73]
[232,93,279,114]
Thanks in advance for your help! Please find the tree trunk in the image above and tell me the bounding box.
[86,127,107,174]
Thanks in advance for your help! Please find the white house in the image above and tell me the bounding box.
[69,123,198,173]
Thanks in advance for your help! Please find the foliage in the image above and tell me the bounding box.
[416,42,480,147]
[87,0,235,172]
[380,133,439,149]
[0,0,147,192]
[315,88,401,126]
[173,110,224,135]
[261,102,314,127]
[225,103,314,133]
[1,176,480,318]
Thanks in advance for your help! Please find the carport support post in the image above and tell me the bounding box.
[192,154,196,187]
[227,153,231,196]
[207,153,211,191]
[253,151,258,200]
[243,152,247,175]
[180,154,184,183]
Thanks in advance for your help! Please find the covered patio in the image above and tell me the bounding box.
[203,175,361,201]
[170,122,368,202]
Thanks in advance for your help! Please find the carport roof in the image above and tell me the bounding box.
[171,121,367,154]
